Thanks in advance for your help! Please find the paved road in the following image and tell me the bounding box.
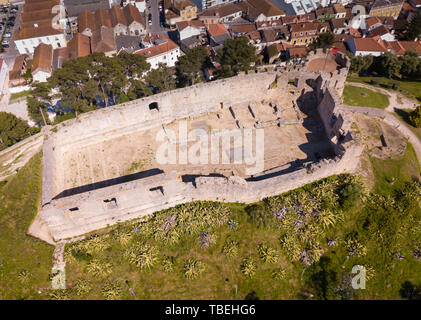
[148,0,164,33]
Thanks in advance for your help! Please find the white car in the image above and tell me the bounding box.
[3,32,11,37]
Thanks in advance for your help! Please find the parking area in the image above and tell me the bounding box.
[0,4,19,53]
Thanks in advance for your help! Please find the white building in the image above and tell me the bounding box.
[135,35,181,69]
[346,37,387,56]
[13,0,67,55]
[124,0,146,12]
[176,20,205,41]
[32,43,53,83]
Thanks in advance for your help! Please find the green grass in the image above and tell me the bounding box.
[394,108,421,142]
[9,90,31,103]
[1,145,420,300]
[347,76,421,102]
[0,153,54,299]
[343,85,389,109]
[370,143,420,195]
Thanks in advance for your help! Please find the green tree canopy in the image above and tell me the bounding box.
[146,64,176,93]
[0,112,37,150]
[403,13,421,41]
[176,46,210,87]
[217,37,257,77]
[310,32,335,50]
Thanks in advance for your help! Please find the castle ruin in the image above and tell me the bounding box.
[34,50,363,242]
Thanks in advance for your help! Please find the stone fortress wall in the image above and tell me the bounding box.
[37,50,363,242]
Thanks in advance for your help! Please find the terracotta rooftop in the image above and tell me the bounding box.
[230,23,257,34]
[281,13,316,24]
[245,0,285,17]
[206,24,229,37]
[91,26,116,53]
[14,22,63,40]
[135,34,179,59]
[200,3,243,18]
[68,33,91,59]
[123,4,145,26]
[176,20,204,31]
[256,19,283,29]
[289,22,319,33]
[369,24,392,37]
[351,37,388,52]
[172,0,196,12]
[32,43,53,74]
[78,10,95,32]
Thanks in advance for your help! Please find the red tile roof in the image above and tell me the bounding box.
[206,24,229,37]
[135,34,179,59]
[32,43,53,73]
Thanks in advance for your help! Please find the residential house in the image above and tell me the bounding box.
[229,23,257,37]
[91,26,117,56]
[368,24,396,41]
[288,22,318,45]
[198,3,243,24]
[123,0,146,12]
[78,4,146,37]
[330,18,349,34]
[368,0,404,19]
[176,20,205,41]
[333,4,347,19]
[238,0,286,22]
[13,0,67,55]
[346,36,387,56]
[164,0,198,27]
[64,0,111,18]
[280,13,316,25]
[135,34,181,68]
[315,7,334,20]
[206,23,231,48]
[9,55,30,87]
[191,0,238,10]
[115,35,143,53]
[32,43,53,82]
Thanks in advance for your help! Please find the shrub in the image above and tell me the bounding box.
[162,256,175,273]
[86,259,113,277]
[409,106,421,128]
[222,239,239,258]
[101,280,122,300]
[73,279,92,297]
[241,257,257,278]
[124,243,159,270]
[184,258,206,279]
[258,243,279,264]
[272,268,287,280]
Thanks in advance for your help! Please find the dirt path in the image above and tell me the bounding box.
[341,105,421,166]
[345,82,418,112]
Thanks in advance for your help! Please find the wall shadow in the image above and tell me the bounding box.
[52,168,164,200]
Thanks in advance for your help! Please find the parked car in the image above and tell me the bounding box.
[9,16,15,21]
[4,32,11,37]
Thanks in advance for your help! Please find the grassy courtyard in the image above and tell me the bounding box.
[347,76,421,102]
[0,144,420,300]
[342,85,389,109]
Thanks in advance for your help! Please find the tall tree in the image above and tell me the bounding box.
[310,32,335,50]
[146,64,176,93]
[217,36,257,77]
[26,82,52,125]
[399,50,420,77]
[377,52,402,78]
[403,13,421,41]
[176,46,210,87]
[0,112,37,150]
